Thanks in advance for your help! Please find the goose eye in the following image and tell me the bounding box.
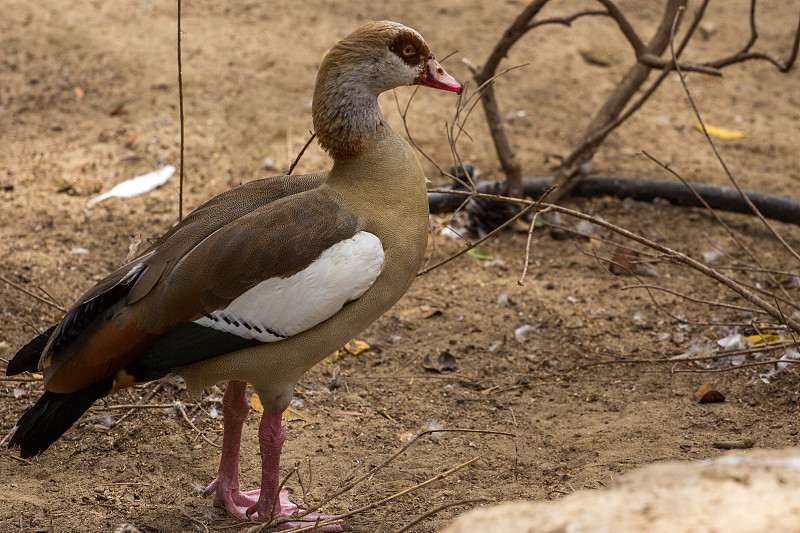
[402,45,414,56]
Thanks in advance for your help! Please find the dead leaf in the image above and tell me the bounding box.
[465,247,494,261]
[610,246,639,275]
[344,339,370,355]
[697,122,744,140]
[741,334,781,345]
[420,306,443,319]
[124,232,142,263]
[253,393,310,421]
[281,407,309,422]
[74,86,84,99]
[422,351,458,373]
[334,410,363,417]
[694,383,725,404]
[250,393,263,413]
[110,104,128,116]
[713,438,755,450]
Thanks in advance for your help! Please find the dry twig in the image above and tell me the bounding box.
[287,133,316,176]
[178,405,220,448]
[269,456,483,533]
[667,6,800,265]
[177,0,185,221]
[427,187,800,335]
[0,274,66,312]
[392,498,493,533]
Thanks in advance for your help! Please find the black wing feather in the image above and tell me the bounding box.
[8,376,114,458]
[6,324,57,376]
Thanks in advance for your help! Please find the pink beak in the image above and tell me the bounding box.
[419,53,462,93]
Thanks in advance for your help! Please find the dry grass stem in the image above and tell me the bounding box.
[89,403,180,411]
[178,405,219,448]
[0,376,43,383]
[392,498,493,533]
[419,201,537,275]
[274,456,483,533]
[641,150,795,304]
[668,5,800,266]
[269,428,514,530]
[177,0,185,221]
[0,274,67,312]
[114,383,165,427]
[258,465,299,528]
[287,132,316,176]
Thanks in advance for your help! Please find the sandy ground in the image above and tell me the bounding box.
[2,0,800,531]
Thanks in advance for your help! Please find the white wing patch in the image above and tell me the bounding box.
[194,231,384,342]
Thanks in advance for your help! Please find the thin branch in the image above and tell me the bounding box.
[593,0,648,55]
[571,355,800,372]
[178,405,220,448]
[392,498,493,533]
[677,343,794,363]
[619,284,761,315]
[668,359,800,373]
[578,244,754,328]
[668,8,800,266]
[36,285,63,310]
[177,0,185,221]
[89,402,180,411]
[0,376,42,382]
[114,383,164,427]
[427,188,800,334]
[287,133,316,176]
[705,0,800,72]
[274,457,484,533]
[477,0,550,81]
[527,9,609,31]
[262,465,298,526]
[775,298,800,353]
[419,201,537,275]
[641,150,794,303]
[519,206,552,285]
[298,428,513,519]
[0,274,66,312]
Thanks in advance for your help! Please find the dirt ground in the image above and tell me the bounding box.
[2,0,800,532]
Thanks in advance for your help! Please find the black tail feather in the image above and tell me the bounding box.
[6,324,57,376]
[8,376,114,458]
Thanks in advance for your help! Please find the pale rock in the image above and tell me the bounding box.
[441,448,800,533]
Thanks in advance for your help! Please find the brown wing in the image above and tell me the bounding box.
[40,178,365,394]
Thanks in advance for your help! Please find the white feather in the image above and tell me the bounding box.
[194,231,384,342]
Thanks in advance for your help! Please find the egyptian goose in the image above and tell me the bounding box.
[6,21,460,525]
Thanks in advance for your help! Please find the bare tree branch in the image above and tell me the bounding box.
[471,0,799,201]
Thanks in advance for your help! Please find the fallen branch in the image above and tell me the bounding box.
[299,428,513,520]
[426,187,800,335]
[267,456,484,533]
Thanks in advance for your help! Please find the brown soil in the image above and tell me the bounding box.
[2,1,800,532]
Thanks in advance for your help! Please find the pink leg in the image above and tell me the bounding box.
[204,381,341,529]
[246,412,342,530]
[205,380,259,517]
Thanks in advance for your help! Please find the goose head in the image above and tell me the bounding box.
[313,21,461,161]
